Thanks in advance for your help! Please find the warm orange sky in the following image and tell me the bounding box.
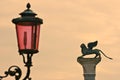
[0,0,119,80]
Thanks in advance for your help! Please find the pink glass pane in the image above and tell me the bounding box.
[16,23,40,53]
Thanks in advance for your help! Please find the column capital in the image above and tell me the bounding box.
[77,57,101,74]
[77,57,101,65]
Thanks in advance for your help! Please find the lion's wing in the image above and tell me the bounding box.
[87,41,98,50]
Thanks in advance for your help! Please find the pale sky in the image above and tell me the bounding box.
[0,0,119,80]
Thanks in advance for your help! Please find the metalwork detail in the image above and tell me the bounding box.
[27,3,31,9]
[0,66,22,80]
[0,54,34,80]
[22,54,33,80]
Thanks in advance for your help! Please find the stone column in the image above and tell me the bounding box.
[77,57,101,80]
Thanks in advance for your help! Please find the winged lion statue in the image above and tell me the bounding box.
[79,41,112,60]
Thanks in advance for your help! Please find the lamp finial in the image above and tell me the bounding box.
[27,3,31,9]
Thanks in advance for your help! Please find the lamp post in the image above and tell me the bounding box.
[0,3,43,80]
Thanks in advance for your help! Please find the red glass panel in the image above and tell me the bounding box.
[16,22,40,54]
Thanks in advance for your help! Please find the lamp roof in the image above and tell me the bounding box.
[12,3,43,24]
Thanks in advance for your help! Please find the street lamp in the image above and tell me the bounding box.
[0,3,43,80]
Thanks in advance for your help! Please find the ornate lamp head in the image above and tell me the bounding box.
[12,3,43,54]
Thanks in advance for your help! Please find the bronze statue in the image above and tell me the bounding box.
[80,41,112,60]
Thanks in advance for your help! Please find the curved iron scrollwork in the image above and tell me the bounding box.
[0,65,22,80]
[0,52,34,80]
[0,53,33,80]
[0,54,34,80]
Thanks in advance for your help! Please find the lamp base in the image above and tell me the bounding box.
[19,49,38,54]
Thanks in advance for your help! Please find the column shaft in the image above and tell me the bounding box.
[77,57,101,80]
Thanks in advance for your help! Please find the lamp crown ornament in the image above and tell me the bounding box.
[19,3,37,17]
[27,3,31,9]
